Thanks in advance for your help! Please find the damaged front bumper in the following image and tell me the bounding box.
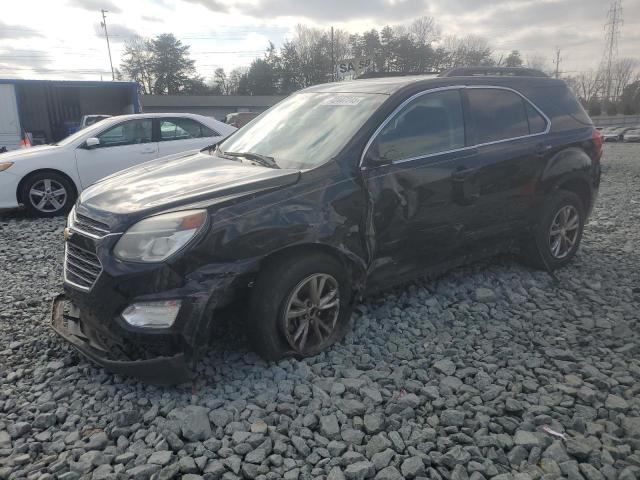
[51,294,192,385]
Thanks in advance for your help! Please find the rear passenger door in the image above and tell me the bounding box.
[156,117,224,157]
[455,86,549,252]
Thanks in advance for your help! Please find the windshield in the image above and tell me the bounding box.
[54,120,114,146]
[218,92,387,169]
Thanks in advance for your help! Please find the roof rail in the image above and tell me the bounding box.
[356,71,439,79]
[439,67,548,78]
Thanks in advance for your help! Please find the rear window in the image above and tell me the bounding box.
[466,89,529,144]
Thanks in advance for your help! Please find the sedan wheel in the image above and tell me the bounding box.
[283,273,340,355]
[29,178,68,213]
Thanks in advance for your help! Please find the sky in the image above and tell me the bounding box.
[0,0,638,82]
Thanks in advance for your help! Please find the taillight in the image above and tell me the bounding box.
[592,128,603,161]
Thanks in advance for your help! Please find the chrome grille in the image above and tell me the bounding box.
[64,243,102,291]
[73,212,110,237]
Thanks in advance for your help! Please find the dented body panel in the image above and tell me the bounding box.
[52,74,601,383]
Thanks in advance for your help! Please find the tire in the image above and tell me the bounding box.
[521,190,585,271]
[246,252,352,361]
[21,172,76,217]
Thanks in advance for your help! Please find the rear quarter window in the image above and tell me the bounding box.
[525,83,593,130]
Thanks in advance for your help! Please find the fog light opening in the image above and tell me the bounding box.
[121,300,181,328]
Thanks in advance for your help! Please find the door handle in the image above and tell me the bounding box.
[141,148,155,154]
[451,167,478,181]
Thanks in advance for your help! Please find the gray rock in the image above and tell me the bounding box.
[148,450,172,466]
[364,413,385,434]
[179,456,198,474]
[339,399,367,417]
[126,464,161,480]
[579,463,606,480]
[433,359,456,375]
[320,414,341,439]
[375,466,403,480]
[345,461,375,480]
[209,409,232,428]
[180,406,211,442]
[441,409,465,427]
[7,422,30,439]
[33,412,56,429]
[328,467,346,480]
[605,394,628,411]
[371,449,395,471]
[114,409,141,427]
[543,441,570,463]
[514,430,539,448]
[474,287,497,303]
[86,431,109,450]
[400,456,425,479]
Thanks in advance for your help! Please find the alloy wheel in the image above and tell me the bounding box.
[548,205,580,259]
[283,273,340,354]
[28,179,67,213]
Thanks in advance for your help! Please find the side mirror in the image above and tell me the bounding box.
[85,137,100,149]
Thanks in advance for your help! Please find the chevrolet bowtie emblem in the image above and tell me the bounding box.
[63,227,74,242]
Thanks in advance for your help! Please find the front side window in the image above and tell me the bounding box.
[159,118,217,141]
[369,89,465,163]
[466,89,530,144]
[97,119,152,147]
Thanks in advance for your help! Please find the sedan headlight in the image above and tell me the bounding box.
[114,210,208,263]
[0,162,14,172]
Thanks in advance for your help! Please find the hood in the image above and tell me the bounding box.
[0,144,61,161]
[78,150,300,217]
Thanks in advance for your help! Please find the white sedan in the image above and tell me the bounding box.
[0,113,235,216]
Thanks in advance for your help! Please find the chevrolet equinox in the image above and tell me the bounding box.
[52,67,603,384]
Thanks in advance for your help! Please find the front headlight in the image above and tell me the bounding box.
[0,162,14,172]
[114,210,208,263]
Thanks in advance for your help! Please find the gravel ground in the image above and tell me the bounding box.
[1,143,639,480]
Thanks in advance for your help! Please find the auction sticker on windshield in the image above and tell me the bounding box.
[320,96,364,106]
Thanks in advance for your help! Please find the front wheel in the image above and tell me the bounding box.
[21,172,76,217]
[521,190,585,271]
[246,252,352,361]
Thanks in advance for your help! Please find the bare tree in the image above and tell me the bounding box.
[565,70,602,103]
[440,35,494,69]
[526,54,551,74]
[409,17,440,46]
[119,36,154,94]
[611,58,638,100]
[213,68,230,94]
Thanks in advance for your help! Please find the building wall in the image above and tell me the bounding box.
[141,95,286,121]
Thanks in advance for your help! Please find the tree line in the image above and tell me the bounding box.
[117,18,640,115]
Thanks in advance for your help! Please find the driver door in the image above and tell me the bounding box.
[75,118,158,188]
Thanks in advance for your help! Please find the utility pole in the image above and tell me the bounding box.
[554,47,561,79]
[100,9,115,80]
[330,26,335,81]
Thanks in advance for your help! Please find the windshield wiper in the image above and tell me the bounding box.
[222,151,280,169]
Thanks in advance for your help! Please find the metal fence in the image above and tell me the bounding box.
[592,115,640,128]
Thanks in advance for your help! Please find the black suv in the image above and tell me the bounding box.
[52,68,602,384]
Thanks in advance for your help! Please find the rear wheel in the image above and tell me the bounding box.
[521,190,585,270]
[21,172,75,217]
[246,252,352,360]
